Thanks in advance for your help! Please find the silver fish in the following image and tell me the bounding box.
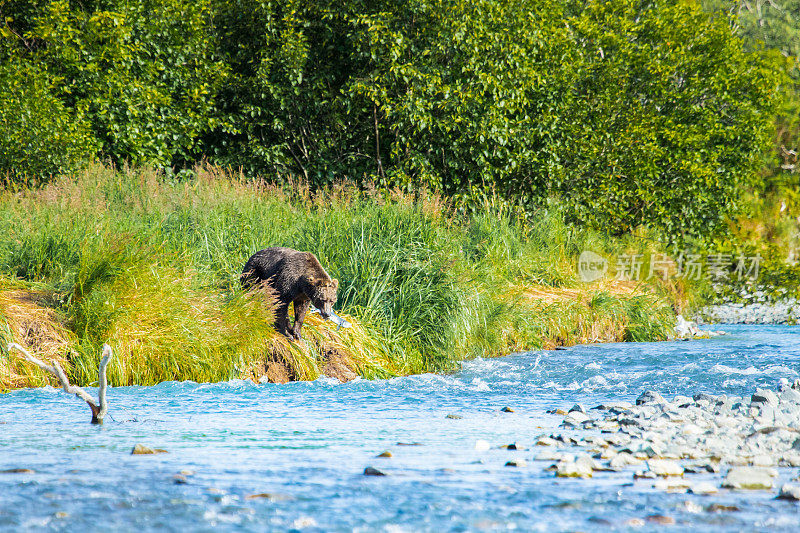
[310,307,352,330]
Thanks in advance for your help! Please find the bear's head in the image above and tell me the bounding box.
[306,277,339,318]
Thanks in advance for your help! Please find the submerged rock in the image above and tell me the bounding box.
[131,444,168,455]
[500,406,515,413]
[376,451,393,458]
[689,482,719,495]
[646,515,676,525]
[364,466,387,476]
[0,468,34,474]
[505,459,527,467]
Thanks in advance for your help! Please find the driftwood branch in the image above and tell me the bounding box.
[9,343,114,424]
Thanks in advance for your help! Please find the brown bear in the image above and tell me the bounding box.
[240,247,339,340]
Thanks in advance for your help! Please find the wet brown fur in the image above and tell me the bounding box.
[241,247,339,340]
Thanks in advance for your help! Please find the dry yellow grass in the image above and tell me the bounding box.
[0,288,75,390]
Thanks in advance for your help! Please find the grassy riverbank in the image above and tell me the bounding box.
[0,165,679,390]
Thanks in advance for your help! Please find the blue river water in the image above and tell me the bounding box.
[1,325,800,532]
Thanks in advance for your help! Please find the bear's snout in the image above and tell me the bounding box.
[317,304,332,319]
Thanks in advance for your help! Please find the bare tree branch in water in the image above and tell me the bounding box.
[9,343,114,424]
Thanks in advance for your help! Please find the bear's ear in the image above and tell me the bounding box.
[332,279,339,289]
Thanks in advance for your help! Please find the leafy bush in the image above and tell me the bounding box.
[0,58,95,182]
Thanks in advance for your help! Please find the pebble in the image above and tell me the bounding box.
[245,492,293,501]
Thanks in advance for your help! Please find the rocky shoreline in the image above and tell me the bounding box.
[521,381,800,502]
[699,299,799,325]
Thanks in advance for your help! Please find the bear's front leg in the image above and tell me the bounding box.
[291,298,310,340]
[274,301,293,339]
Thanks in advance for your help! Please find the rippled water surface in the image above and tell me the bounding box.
[2,325,800,531]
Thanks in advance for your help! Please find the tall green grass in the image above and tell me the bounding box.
[0,164,678,387]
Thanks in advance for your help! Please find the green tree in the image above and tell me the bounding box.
[555,0,780,240]
[2,0,228,169]
[0,57,95,182]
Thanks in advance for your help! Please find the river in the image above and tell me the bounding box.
[1,325,799,531]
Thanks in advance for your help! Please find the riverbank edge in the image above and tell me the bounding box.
[0,281,677,391]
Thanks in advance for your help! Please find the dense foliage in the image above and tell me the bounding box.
[0,0,785,241]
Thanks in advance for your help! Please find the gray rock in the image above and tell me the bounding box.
[647,459,684,477]
[562,411,591,426]
[778,483,800,501]
[556,456,593,478]
[568,403,586,414]
[637,391,666,406]
[693,393,717,403]
[721,466,776,490]
[609,452,641,469]
[779,388,800,404]
[751,389,779,408]
[672,395,693,406]
[364,466,387,476]
[505,459,527,467]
